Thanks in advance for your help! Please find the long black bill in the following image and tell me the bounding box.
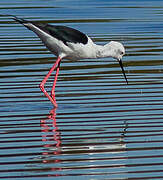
[118,59,128,84]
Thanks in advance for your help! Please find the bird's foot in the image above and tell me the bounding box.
[51,93,58,108]
[40,83,58,107]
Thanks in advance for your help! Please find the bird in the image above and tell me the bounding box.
[11,15,128,107]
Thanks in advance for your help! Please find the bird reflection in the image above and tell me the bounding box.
[40,108,128,175]
[40,108,61,162]
[40,110,128,157]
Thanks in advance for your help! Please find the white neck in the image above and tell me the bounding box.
[94,43,114,58]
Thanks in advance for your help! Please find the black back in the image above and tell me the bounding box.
[33,23,88,46]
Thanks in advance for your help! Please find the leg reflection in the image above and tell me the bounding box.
[41,108,61,161]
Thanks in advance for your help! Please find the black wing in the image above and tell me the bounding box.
[36,24,88,46]
[14,17,88,46]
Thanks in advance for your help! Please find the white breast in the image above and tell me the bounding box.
[65,37,98,60]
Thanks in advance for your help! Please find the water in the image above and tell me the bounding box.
[1,0,163,179]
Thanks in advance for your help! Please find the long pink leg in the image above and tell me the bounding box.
[51,61,61,100]
[40,57,62,107]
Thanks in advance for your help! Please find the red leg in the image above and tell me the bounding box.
[40,57,62,107]
[51,61,61,100]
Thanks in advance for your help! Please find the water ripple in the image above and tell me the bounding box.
[1,0,163,179]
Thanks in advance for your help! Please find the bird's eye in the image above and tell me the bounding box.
[120,52,124,55]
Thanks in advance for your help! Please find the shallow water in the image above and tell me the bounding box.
[1,0,163,179]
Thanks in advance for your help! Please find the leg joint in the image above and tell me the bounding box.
[40,83,44,91]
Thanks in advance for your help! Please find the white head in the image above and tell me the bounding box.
[107,41,125,60]
[104,41,128,84]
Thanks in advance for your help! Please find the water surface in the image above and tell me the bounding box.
[1,0,163,179]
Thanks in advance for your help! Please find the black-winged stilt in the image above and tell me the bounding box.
[12,16,128,107]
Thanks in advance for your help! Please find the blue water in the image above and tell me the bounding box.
[1,0,163,179]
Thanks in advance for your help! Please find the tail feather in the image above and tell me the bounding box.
[13,17,28,24]
[0,14,28,24]
[11,15,28,24]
